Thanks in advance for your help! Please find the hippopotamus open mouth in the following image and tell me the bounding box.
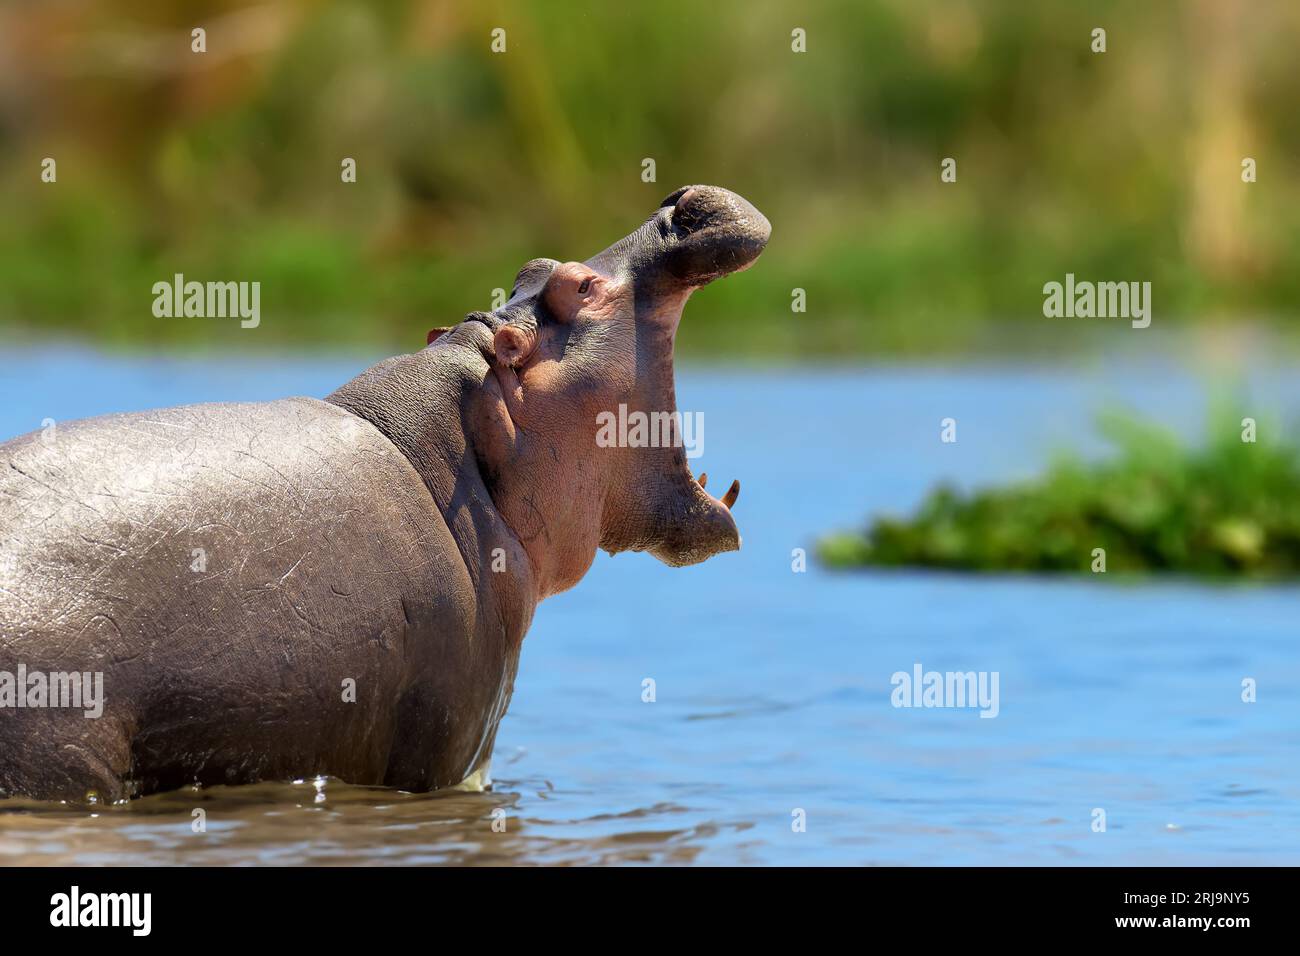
[585,185,770,565]
[435,185,771,573]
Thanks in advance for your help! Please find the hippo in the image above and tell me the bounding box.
[0,186,770,802]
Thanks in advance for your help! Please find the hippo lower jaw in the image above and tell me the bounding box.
[649,471,742,568]
[626,369,744,568]
[596,418,743,568]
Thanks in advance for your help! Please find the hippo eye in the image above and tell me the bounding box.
[577,277,592,295]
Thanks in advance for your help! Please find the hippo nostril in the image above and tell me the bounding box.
[671,188,710,235]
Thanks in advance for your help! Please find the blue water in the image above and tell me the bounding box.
[1,347,1298,865]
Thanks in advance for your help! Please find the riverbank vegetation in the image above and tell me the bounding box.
[818,410,1300,577]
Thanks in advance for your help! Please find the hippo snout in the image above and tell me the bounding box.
[666,185,769,239]
[658,185,771,286]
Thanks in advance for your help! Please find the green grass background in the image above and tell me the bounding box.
[2,0,1299,355]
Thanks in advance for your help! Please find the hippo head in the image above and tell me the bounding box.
[449,185,770,591]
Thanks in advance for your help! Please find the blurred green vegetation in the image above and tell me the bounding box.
[818,407,1300,577]
[2,0,1299,354]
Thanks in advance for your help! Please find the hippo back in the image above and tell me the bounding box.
[0,397,496,798]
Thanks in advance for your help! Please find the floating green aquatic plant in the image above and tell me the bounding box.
[819,409,1300,577]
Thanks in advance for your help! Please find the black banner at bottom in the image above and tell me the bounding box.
[0,866,1280,942]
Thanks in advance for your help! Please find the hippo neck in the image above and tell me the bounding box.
[325,333,538,627]
[327,336,480,498]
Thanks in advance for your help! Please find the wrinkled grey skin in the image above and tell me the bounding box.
[0,186,770,802]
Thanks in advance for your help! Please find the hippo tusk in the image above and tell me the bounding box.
[721,479,739,509]
[697,472,708,489]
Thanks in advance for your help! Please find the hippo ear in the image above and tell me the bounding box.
[426,326,454,346]
[492,324,536,369]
